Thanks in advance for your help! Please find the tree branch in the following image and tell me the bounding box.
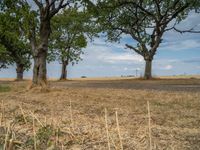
[116,1,157,21]
[173,26,200,34]
[165,2,190,25]
[162,0,180,18]
[33,0,43,9]
[49,0,71,18]
[48,0,57,9]
[149,35,162,58]
[164,20,178,32]
[154,0,162,18]
[125,44,144,56]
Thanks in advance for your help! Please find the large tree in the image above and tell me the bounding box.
[25,0,72,87]
[24,0,93,87]
[96,0,200,79]
[0,0,31,80]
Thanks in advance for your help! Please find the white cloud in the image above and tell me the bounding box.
[163,65,173,70]
[124,67,128,71]
[82,38,143,65]
[104,54,143,63]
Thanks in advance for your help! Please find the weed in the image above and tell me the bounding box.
[0,85,10,92]
[36,125,54,148]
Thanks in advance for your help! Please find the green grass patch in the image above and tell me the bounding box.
[0,85,11,92]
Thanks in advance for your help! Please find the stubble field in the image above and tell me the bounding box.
[0,78,200,150]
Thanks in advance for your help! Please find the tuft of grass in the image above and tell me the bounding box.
[0,85,11,92]
[36,125,54,148]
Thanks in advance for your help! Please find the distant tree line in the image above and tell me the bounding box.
[0,0,199,87]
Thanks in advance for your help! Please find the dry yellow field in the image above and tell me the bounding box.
[0,78,200,149]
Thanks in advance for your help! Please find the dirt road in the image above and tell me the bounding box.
[52,78,200,92]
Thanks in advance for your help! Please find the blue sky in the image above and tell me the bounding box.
[0,10,200,78]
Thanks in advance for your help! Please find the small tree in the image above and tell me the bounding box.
[49,7,98,80]
[49,8,89,80]
[96,0,200,79]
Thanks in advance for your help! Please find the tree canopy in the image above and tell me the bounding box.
[49,6,99,79]
[49,8,90,64]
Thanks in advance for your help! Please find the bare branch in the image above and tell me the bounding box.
[125,44,144,56]
[173,27,200,34]
[165,21,200,33]
[112,26,147,53]
[49,0,71,18]
[164,20,178,32]
[48,0,57,9]
[33,0,43,9]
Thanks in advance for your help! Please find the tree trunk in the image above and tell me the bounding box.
[16,63,24,81]
[32,19,50,86]
[32,51,47,85]
[60,61,68,80]
[144,59,152,79]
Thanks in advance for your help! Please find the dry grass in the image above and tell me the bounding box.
[0,79,200,149]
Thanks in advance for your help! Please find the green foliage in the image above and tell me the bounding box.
[0,44,11,69]
[0,0,32,71]
[96,0,200,57]
[49,7,95,65]
[36,125,54,148]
